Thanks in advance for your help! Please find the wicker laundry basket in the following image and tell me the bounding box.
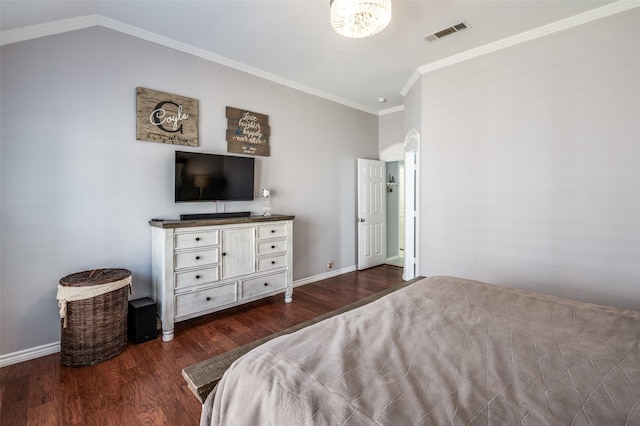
[58,268,131,367]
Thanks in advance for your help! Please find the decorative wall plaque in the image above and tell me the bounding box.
[136,87,198,146]
[226,107,270,156]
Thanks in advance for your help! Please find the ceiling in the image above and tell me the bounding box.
[0,0,617,114]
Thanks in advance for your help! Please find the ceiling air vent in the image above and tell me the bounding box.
[424,21,470,43]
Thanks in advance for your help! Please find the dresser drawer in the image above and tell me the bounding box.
[257,255,287,272]
[175,266,219,290]
[175,229,219,250]
[175,248,219,270]
[175,283,237,318]
[257,224,287,240]
[241,272,286,299]
[257,239,287,256]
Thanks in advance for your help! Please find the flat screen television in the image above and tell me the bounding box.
[175,151,255,202]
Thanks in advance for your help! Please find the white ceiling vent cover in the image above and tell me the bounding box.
[424,21,470,43]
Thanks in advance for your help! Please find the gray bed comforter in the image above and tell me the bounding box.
[202,276,640,425]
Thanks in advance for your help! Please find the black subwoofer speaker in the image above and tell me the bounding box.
[128,298,158,344]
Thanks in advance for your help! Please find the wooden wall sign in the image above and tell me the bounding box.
[226,107,270,156]
[136,87,198,146]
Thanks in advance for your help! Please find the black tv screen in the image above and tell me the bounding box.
[175,151,255,202]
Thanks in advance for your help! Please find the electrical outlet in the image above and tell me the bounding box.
[327,261,334,269]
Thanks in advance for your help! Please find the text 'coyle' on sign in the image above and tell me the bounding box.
[136,87,198,147]
[226,107,270,156]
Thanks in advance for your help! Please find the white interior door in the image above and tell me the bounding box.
[357,159,386,270]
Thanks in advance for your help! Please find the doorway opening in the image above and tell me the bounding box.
[385,161,404,268]
[379,128,420,280]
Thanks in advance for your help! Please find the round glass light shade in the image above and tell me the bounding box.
[330,0,392,38]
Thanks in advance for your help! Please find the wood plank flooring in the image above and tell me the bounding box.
[1,265,404,426]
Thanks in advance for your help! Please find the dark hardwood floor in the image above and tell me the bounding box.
[1,265,404,426]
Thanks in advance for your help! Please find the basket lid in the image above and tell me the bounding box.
[59,268,131,287]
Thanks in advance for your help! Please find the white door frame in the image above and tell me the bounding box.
[379,129,421,281]
[403,129,420,281]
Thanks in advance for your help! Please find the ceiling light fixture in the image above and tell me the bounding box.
[330,0,392,38]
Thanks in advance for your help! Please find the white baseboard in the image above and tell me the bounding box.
[1,267,359,367]
[293,265,357,288]
[0,341,60,368]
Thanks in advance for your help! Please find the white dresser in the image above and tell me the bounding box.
[150,215,294,341]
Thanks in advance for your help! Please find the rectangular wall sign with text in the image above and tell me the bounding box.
[136,87,198,146]
[226,107,270,156]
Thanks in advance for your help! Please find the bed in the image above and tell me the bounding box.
[201,275,640,425]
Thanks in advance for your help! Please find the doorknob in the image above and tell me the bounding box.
[358,218,365,223]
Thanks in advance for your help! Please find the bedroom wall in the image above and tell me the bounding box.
[403,80,422,143]
[0,26,378,357]
[418,8,640,310]
[378,110,404,154]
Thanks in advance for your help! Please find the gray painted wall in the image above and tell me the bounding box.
[418,9,640,310]
[378,111,404,154]
[403,79,422,142]
[0,27,378,356]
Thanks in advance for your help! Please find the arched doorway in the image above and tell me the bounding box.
[402,129,420,281]
[379,128,420,281]
[380,144,404,269]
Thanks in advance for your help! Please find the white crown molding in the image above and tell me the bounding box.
[0,14,378,115]
[0,341,60,368]
[0,15,99,45]
[401,0,640,97]
[4,1,637,118]
[378,105,404,116]
[400,69,422,100]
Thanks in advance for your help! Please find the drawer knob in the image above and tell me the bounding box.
[263,283,268,287]
[206,296,211,301]
[271,230,276,233]
[195,275,201,279]
[222,252,227,256]
[271,245,275,249]
[195,237,200,241]
[271,261,276,265]
[195,256,201,260]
